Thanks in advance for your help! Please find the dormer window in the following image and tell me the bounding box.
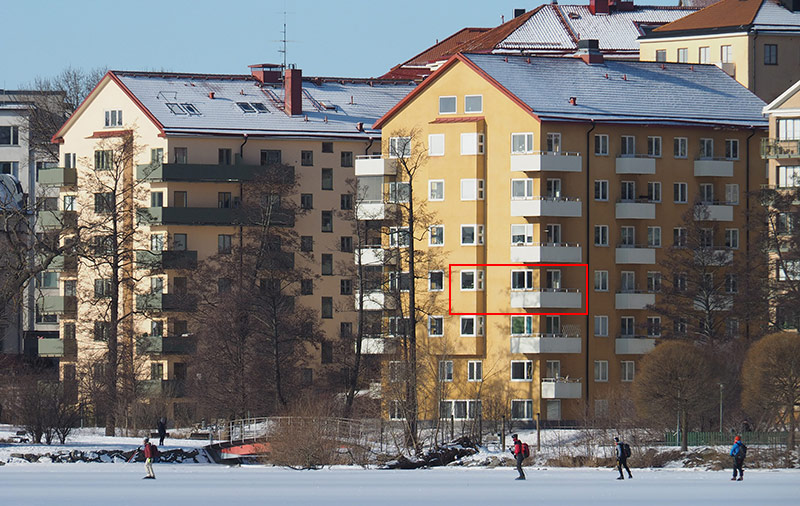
[104,110,123,127]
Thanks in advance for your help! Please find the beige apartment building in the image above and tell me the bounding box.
[41,65,412,418]
[366,47,767,425]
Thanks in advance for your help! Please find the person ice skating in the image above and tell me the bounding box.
[511,433,526,480]
[143,437,156,479]
[615,436,632,480]
[730,435,747,481]
[157,417,167,446]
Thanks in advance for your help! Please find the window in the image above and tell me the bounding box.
[725,229,739,249]
[621,317,635,337]
[647,226,661,247]
[721,45,733,64]
[217,234,232,254]
[321,341,333,364]
[674,273,687,292]
[217,192,232,208]
[301,194,313,209]
[725,139,739,160]
[429,180,444,201]
[321,211,333,232]
[725,184,739,205]
[778,119,800,140]
[63,195,76,211]
[511,224,533,245]
[460,269,484,291]
[261,149,282,166]
[218,148,232,165]
[594,315,608,337]
[512,269,534,290]
[460,133,485,155]
[301,150,313,166]
[0,126,19,145]
[594,361,608,382]
[674,137,688,158]
[647,316,661,337]
[173,191,187,207]
[322,142,333,153]
[700,183,714,204]
[677,48,688,63]
[321,168,333,190]
[594,134,609,155]
[429,316,444,337]
[321,254,333,275]
[36,271,59,289]
[699,46,709,64]
[460,179,484,200]
[647,271,662,292]
[389,227,410,247]
[460,316,484,336]
[725,274,738,294]
[388,182,410,203]
[465,95,483,113]
[655,49,666,62]
[429,225,444,246]
[764,44,778,65]
[468,361,482,382]
[675,317,688,335]
[94,150,113,170]
[94,321,110,341]
[438,361,454,382]
[621,181,636,202]
[674,227,687,247]
[620,135,635,156]
[594,225,609,246]
[389,137,411,158]
[439,96,456,114]
[511,361,533,381]
[647,136,662,157]
[236,102,256,113]
[546,224,561,245]
[674,183,687,203]
[64,152,77,168]
[594,271,608,292]
[726,318,740,338]
[621,361,635,382]
[699,138,714,159]
[510,315,534,336]
[340,193,353,210]
[389,400,403,420]
[428,134,445,156]
[594,180,609,201]
[321,297,333,319]
[779,166,800,188]
[546,133,561,153]
[150,234,164,252]
[150,191,164,208]
[301,279,313,295]
[511,133,534,154]
[429,271,444,291]
[511,400,533,420]
[104,109,123,127]
[174,147,188,164]
[94,192,113,213]
[217,278,231,293]
[340,236,353,253]
[461,225,484,246]
[621,271,636,292]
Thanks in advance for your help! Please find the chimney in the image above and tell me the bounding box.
[577,39,604,64]
[249,63,282,84]
[589,0,609,15]
[208,92,215,99]
[284,67,302,116]
[609,0,635,12]
[514,8,526,18]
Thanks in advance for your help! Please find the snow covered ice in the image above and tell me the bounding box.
[2,465,798,506]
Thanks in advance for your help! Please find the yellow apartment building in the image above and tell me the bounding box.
[639,0,800,103]
[40,66,413,420]
[366,47,767,425]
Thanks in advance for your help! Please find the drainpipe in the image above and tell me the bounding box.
[751,30,758,98]
[364,136,374,156]
[239,133,249,163]
[744,127,756,341]
[584,119,596,410]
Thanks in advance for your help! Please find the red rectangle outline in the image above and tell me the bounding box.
[448,263,589,316]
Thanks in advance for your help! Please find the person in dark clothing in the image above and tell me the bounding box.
[511,434,525,480]
[143,437,156,479]
[730,435,746,481]
[157,417,167,446]
[615,436,632,480]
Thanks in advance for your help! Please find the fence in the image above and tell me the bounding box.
[663,431,789,447]
[219,417,383,446]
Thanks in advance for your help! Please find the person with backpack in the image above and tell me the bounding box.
[511,433,528,480]
[142,437,158,479]
[614,436,632,480]
[730,435,747,481]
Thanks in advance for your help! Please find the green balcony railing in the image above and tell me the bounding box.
[44,254,78,272]
[39,295,77,316]
[38,167,77,186]
[136,162,277,182]
[136,293,197,312]
[135,250,198,270]
[137,206,294,227]
[39,210,77,229]
[138,379,186,398]
[761,138,800,159]
[136,335,197,355]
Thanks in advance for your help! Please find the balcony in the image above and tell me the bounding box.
[510,151,582,172]
[138,379,186,398]
[359,337,397,355]
[693,203,733,222]
[136,293,197,312]
[616,200,656,220]
[355,290,396,311]
[39,295,77,316]
[541,378,582,399]
[694,158,734,177]
[136,162,273,182]
[45,254,78,272]
[138,206,294,227]
[135,250,198,270]
[39,210,77,229]
[615,155,656,174]
[510,197,582,218]
[136,335,197,355]
[354,155,397,176]
[355,247,397,266]
[761,138,800,160]
[38,167,77,186]
[615,291,656,310]
[32,337,64,357]
[694,248,734,266]
[355,201,396,221]
[510,334,581,354]
[510,289,583,309]
[510,243,582,263]
[615,245,656,264]
[615,337,656,355]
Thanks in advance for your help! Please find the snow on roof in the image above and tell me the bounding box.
[649,0,800,36]
[462,53,767,127]
[114,72,415,138]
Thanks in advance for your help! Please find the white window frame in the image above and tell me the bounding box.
[594,180,609,201]
[104,109,123,128]
[510,360,533,381]
[511,223,534,245]
[674,137,688,159]
[594,270,609,292]
[428,180,445,201]
[460,132,485,155]
[700,138,714,159]
[428,134,445,157]
[510,315,534,336]
[621,361,635,382]
[511,269,534,291]
[648,181,662,202]
[460,316,485,337]
[647,136,662,158]
[511,178,534,200]
[439,96,457,115]
[460,179,485,200]
[725,183,739,205]
[511,399,533,420]
[389,226,411,247]
[428,316,444,337]
[594,315,608,337]
[621,135,636,156]
[594,360,609,382]
[594,225,609,246]
[725,139,739,160]
[647,226,662,248]
[460,224,485,246]
[389,136,411,159]
[460,269,484,291]
[464,95,483,113]
[467,360,483,382]
[546,132,562,153]
[674,182,688,203]
[621,316,635,337]
[428,225,444,247]
[595,134,609,156]
[511,132,534,154]
[725,228,739,249]
[439,360,454,382]
[647,316,662,337]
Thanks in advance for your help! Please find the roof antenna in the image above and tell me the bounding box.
[279,10,288,70]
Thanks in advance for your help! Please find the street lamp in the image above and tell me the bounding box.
[719,383,724,434]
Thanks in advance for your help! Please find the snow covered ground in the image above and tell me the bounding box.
[2,465,798,506]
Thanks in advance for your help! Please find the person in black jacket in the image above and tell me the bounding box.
[511,434,525,480]
[615,436,632,480]
[157,417,167,446]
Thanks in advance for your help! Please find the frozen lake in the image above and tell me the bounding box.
[2,464,798,506]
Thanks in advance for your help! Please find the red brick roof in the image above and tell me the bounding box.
[653,0,763,32]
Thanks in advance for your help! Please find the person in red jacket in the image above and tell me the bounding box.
[142,437,156,479]
[511,434,525,480]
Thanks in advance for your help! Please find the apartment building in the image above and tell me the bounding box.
[639,0,800,103]
[42,66,412,417]
[365,47,767,424]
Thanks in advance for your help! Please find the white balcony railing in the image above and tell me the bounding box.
[510,289,583,309]
[616,200,656,219]
[615,155,656,174]
[354,155,397,176]
[355,247,397,266]
[615,291,656,310]
[615,336,656,355]
[541,378,582,399]
[694,158,734,177]
[354,290,396,311]
[510,197,582,217]
[510,243,582,263]
[355,201,395,221]
[359,337,397,355]
[693,203,733,222]
[510,151,582,172]
[510,334,582,354]
[615,245,656,264]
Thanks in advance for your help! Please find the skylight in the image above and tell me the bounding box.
[251,102,269,113]
[166,103,187,115]
[237,102,256,113]
[182,103,201,115]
